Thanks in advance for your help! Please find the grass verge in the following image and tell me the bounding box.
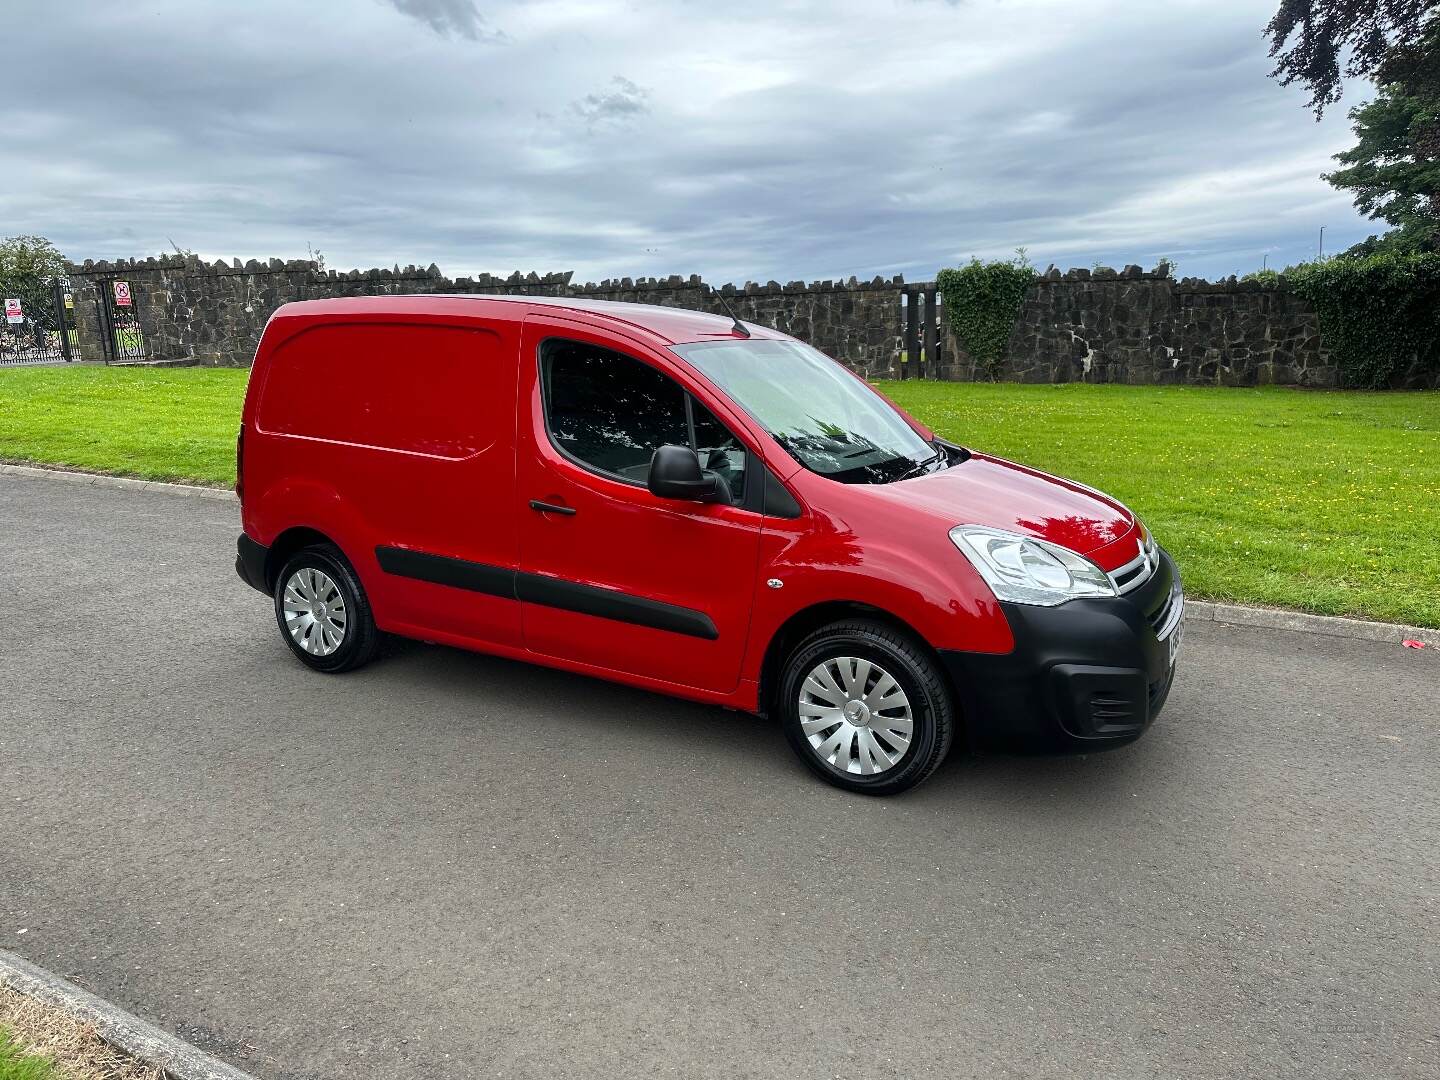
[1,367,1436,626]
[0,990,159,1080]
[0,1029,57,1080]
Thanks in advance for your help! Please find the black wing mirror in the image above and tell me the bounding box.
[648,444,721,501]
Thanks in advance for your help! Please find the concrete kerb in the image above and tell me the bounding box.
[2,460,1435,648]
[0,461,234,501]
[0,949,259,1080]
[1186,600,1437,647]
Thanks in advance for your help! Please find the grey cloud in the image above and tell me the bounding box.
[382,0,503,41]
[0,1,1371,285]
[571,77,651,128]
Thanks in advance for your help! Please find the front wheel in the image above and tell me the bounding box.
[778,620,954,795]
[273,544,379,673]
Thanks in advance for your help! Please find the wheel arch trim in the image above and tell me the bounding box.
[755,600,939,719]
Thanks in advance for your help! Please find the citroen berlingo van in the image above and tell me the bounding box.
[235,295,1183,794]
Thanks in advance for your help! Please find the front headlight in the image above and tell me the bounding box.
[949,525,1117,607]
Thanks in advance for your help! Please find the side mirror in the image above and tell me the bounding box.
[648,444,721,501]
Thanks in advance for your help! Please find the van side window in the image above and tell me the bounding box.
[541,339,748,499]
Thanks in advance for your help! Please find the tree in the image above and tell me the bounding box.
[0,235,68,285]
[1265,0,1437,115]
[1326,25,1440,252]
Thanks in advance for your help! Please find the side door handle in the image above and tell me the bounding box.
[529,499,577,516]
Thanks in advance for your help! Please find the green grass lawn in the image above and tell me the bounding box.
[0,1028,58,1080]
[0,366,244,486]
[1,367,1436,627]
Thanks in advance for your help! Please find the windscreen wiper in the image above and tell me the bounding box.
[894,447,946,481]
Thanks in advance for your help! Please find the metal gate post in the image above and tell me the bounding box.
[97,284,115,364]
[54,280,72,362]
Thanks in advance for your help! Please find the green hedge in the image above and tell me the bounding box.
[1247,252,1440,388]
[935,257,1036,379]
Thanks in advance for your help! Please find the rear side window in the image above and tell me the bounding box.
[258,323,500,457]
[541,338,749,498]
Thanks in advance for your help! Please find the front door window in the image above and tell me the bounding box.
[541,338,748,501]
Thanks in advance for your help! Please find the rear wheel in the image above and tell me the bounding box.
[778,620,954,795]
[273,545,379,673]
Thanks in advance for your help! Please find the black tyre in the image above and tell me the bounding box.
[778,619,954,795]
[273,544,380,674]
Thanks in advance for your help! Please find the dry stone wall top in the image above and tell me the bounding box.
[61,255,1388,387]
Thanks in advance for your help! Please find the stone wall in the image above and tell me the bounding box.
[64,257,904,377]
[937,264,1344,387]
[67,254,1421,387]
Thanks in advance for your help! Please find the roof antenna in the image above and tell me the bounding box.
[711,287,750,337]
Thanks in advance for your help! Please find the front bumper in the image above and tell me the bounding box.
[941,549,1183,754]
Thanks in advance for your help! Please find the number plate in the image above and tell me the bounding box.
[1167,611,1186,668]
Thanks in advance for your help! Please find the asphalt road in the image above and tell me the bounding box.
[2,473,1437,1080]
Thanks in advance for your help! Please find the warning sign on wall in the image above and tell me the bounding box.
[4,298,23,324]
[113,281,132,307]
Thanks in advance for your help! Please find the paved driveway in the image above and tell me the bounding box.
[2,473,1437,1080]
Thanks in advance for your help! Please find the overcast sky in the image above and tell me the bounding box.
[4,0,1378,283]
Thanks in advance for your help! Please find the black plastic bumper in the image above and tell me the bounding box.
[236,533,270,594]
[941,549,1183,754]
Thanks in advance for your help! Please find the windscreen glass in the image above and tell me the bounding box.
[672,338,936,484]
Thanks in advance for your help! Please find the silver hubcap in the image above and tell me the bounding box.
[283,568,347,657]
[799,656,913,775]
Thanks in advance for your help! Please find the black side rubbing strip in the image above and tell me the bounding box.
[375,547,718,640]
[376,547,516,599]
[514,573,719,640]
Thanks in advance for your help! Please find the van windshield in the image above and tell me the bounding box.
[671,338,940,484]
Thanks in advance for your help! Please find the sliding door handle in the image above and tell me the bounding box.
[529,499,577,516]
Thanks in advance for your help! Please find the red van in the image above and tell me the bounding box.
[235,295,1183,794]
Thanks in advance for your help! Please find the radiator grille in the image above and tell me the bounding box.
[1149,582,1184,640]
[1108,531,1158,595]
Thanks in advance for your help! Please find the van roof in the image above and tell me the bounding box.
[268,293,789,346]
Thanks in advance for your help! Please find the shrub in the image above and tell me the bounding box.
[1287,251,1440,388]
[935,254,1037,379]
[1240,268,1283,286]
